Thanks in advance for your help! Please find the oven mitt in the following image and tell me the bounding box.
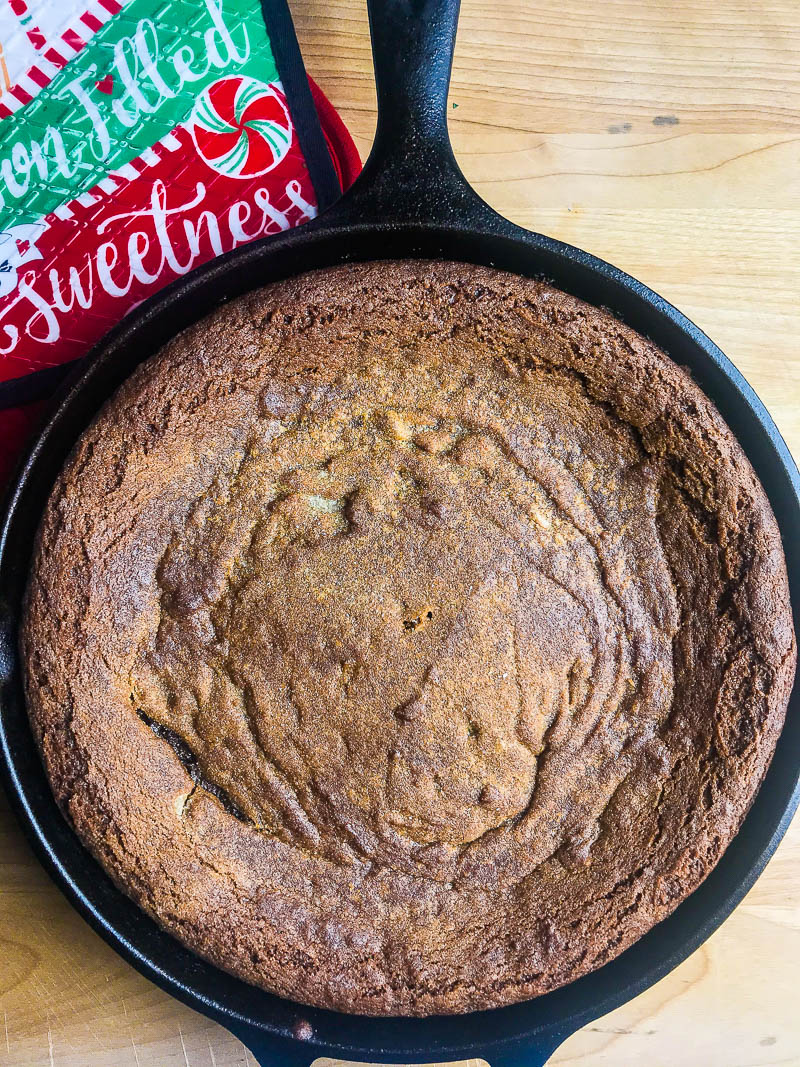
[0,0,360,485]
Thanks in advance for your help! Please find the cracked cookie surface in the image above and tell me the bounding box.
[22,260,795,1015]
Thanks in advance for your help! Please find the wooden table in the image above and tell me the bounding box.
[2,0,799,1063]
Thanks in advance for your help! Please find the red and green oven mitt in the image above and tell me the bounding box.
[0,0,360,485]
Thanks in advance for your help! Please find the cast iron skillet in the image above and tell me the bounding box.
[1,1,798,1063]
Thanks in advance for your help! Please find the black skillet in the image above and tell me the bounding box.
[1,1,799,1064]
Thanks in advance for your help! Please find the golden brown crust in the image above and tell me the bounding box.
[22,261,795,1015]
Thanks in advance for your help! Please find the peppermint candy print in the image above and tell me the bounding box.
[189,76,293,179]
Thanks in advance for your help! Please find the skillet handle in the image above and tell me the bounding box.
[232,1026,568,1066]
[229,1028,314,1066]
[331,0,496,227]
[487,1037,568,1066]
[368,0,460,165]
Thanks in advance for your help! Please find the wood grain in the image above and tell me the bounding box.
[1,0,799,1063]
